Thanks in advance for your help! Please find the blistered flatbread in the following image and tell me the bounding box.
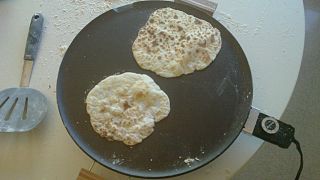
[132,8,221,78]
[86,72,170,145]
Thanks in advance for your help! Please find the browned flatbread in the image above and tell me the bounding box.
[132,7,222,78]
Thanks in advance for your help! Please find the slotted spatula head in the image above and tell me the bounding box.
[0,13,47,132]
[0,88,47,132]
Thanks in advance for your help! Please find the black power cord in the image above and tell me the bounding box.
[292,138,303,180]
[251,114,304,179]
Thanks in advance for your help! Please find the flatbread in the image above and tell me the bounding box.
[86,72,170,145]
[132,7,221,78]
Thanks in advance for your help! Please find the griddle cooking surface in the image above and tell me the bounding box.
[57,1,252,178]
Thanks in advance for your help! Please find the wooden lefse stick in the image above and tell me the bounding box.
[77,161,104,180]
[77,169,104,180]
[174,0,217,16]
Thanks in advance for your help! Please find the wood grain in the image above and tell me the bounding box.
[19,60,33,87]
[77,168,104,180]
[174,0,217,16]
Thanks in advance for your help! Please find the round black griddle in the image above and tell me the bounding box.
[57,1,252,178]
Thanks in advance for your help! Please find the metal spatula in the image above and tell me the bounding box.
[0,13,47,132]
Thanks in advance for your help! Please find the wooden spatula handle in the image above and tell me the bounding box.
[20,60,33,87]
[20,13,44,87]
